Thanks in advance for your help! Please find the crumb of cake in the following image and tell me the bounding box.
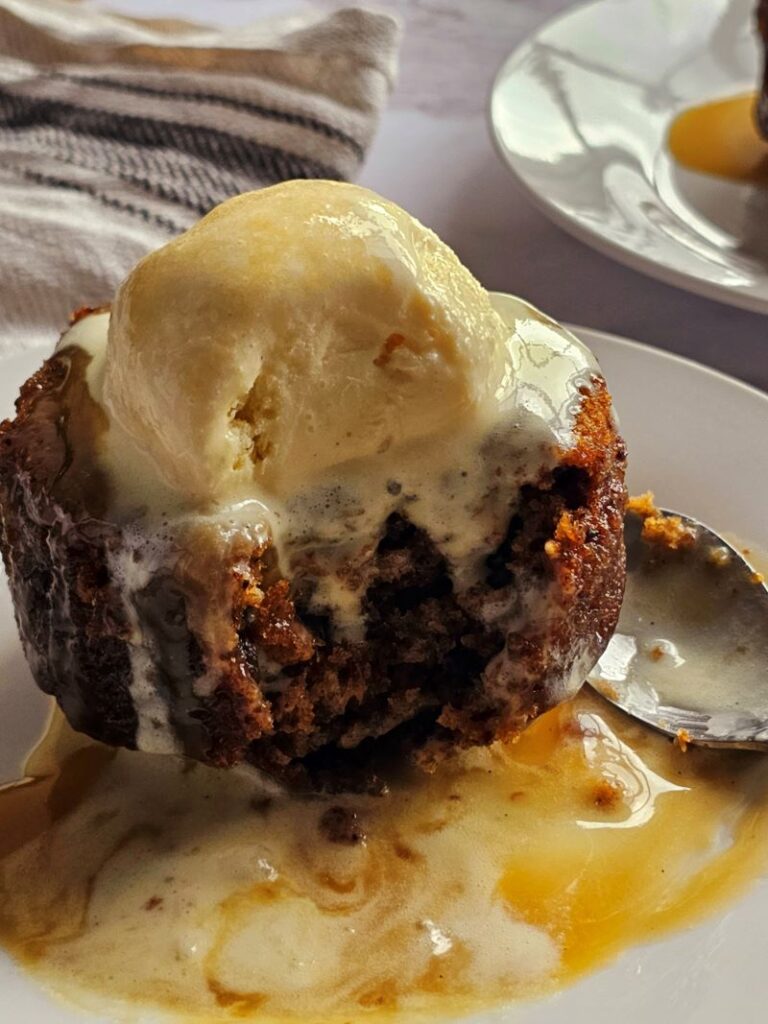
[626,491,659,518]
[319,806,366,846]
[648,645,664,662]
[641,514,696,551]
[749,571,765,585]
[674,729,691,753]
[592,779,624,809]
[373,331,409,367]
[627,491,696,549]
[143,896,164,911]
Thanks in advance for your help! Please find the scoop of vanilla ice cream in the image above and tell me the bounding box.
[104,180,510,505]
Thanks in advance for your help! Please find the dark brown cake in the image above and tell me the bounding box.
[0,337,626,789]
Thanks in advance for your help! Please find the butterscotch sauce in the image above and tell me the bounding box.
[1,688,767,1022]
[668,91,768,185]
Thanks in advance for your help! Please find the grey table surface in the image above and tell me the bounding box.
[107,0,768,390]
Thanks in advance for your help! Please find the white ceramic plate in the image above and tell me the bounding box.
[490,0,768,314]
[1,330,768,1022]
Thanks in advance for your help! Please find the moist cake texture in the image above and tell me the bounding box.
[0,182,627,788]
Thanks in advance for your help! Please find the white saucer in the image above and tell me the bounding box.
[490,0,768,315]
[1,328,768,1022]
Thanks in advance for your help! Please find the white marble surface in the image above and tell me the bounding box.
[102,0,768,389]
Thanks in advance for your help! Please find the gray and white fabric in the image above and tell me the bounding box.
[0,0,400,354]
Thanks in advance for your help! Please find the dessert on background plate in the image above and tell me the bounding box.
[1,182,768,1024]
[490,0,768,314]
[666,0,768,186]
[0,179,626,789]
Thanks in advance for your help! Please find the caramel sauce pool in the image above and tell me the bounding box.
[1,690,768,1023]
[668,91,768,185]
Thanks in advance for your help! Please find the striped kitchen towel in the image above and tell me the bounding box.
[0,0,400,354]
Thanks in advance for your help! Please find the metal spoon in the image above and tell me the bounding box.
[587,507,768,750]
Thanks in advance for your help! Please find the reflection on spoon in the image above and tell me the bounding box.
[589,495,768,750]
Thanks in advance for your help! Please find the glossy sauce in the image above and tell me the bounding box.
[1,689,767,1023]
[668,92,768,185]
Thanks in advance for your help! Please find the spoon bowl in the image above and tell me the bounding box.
[588,506,768,751]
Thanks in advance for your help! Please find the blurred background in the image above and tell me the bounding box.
[3,0,767,387]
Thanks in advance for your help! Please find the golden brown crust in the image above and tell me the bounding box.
[0,352,136,749]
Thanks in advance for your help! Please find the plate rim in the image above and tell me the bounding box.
[564,319,768,405]
[487,0,768,317]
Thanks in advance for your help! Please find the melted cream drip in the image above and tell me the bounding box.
[1,690,767,1022]
[107,531,181,756]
